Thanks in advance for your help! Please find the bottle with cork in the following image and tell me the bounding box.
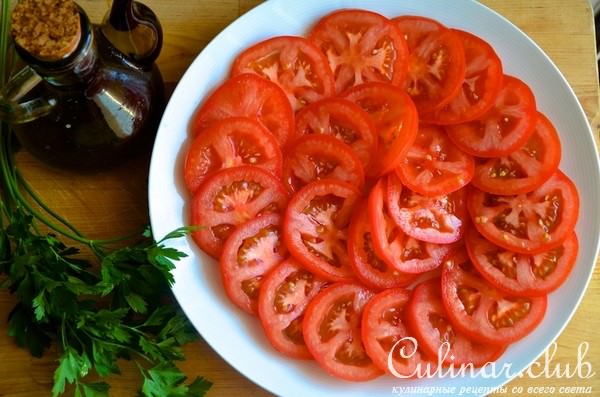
[0,0,164,169]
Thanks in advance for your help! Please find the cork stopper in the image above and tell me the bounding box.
[11,0,81,62]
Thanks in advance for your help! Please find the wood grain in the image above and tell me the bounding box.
[1,0,598,396]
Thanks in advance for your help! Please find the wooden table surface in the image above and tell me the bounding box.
[1,0,599,396]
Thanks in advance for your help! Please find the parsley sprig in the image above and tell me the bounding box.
[0,1,211,395]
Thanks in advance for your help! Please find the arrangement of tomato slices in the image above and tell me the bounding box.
[183,9,580,382]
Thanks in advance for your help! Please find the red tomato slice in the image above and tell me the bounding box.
[193,73,294,147]
[386,173,467,244]
[347,202,417,289]
[421,29,503,124]
[309,9,409,93]
[220,213,286,314]
[190,165,288,258]
[446,75,537,157]
[283,179,360,282]
[472,112,562,195]
[342,82,418,175]
[257,258,329,359]
[362,288,435,376]
[406,278,505,366]
[466,229,578,297]
[281,134,365,194]
[231,36,335,111]
[295,97,377,169]
[441,248,547,345]
[368,178,452,273]
[395,124,474,196]
[184,117,282,193]
[393,16,466,114]
[303,282,382,381]
[393,15,446,49]
[468,171,579,254]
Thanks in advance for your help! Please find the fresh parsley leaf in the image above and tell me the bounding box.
[81,382,110,397]
[138,362,206,397]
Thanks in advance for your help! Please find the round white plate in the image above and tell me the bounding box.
[148,1,600,396]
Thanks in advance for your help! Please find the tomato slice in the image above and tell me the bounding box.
[342,82,418,176]
[220,213,286,314]
[445,75,537,157]
[193,73,294,147]
[281,134,365,194]
[308,9,409,93]
[303,282,382,381]
[257,258,329,359]
[393,16,465,114]
[184,117,282,193]
[472,112,561,195]
[368,178,452,273]
[362,288,435,376]
[406,278,505,366]
[395,124,474,196]
[386,173,467,244]
[421,29,503,124]
[468,171,579,254]
[348,202,417,289]
[190,165,288,258]
[283,179,360,282]
[231,36,335,111]
[466,229,578,297]
[441,248,547,345]
[295,97,377,169]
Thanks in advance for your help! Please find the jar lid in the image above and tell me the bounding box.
[11,0,81,62]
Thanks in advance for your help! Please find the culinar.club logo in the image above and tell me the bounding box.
[387,337,595,395]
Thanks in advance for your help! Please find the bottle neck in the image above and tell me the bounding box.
[15,9,99,88]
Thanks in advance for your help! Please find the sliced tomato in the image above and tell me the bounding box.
[393,15,446,49]
[472,112,561,195]
[466,229,578,297]
[281,134,365,194]
[257,258,329,359]
[283,179,360,282]
[393,16,465,114]
[362,288,435,376]
[395,124,474,196]
[303,282,382,381]
[190,165,288,258]
[308,9,409,93]
[193,73,294,147]
[347,202,417,289]
[386,173,467,244]
[468,171,579,254]
[231,36,335,111]
[421,29,503,124]
[184,117,282,193]
[342,82,418,175]
[220,213,286,314]
[446,75,537,157]
[368,178,452,273]
[406,278,505,366]
[441,248,547,344]
[295,97,377,168]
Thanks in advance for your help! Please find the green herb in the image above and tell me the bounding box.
[0,1,210,395]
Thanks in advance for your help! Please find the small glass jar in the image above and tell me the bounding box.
[0,1,164,169]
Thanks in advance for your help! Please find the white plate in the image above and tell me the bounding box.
[148,1,600,396]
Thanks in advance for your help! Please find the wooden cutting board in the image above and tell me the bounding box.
[1,0,598,396]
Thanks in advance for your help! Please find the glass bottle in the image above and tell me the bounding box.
[0,0,164,169]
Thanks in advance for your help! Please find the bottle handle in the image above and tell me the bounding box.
[102,0,163,66]
[0,66,56,124]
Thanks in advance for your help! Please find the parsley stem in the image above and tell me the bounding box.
[16,169,85,238]
[83,331,152,363]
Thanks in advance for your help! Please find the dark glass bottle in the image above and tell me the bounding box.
[0,1,164,169]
